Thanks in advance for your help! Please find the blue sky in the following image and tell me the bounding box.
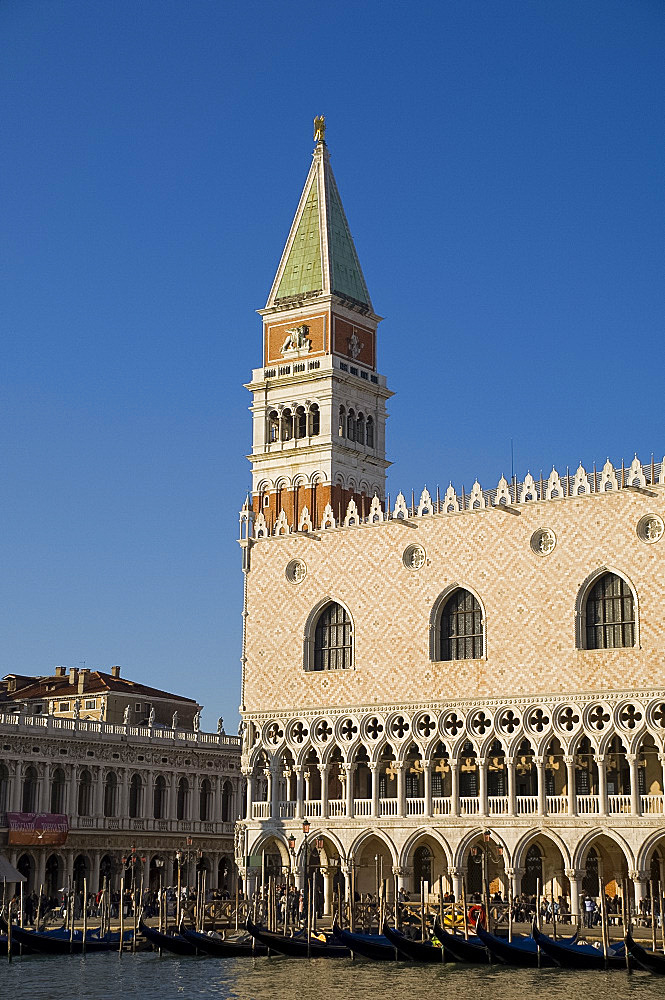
[2,1,663,729]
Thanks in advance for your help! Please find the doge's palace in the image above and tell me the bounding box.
[238,119,665,921]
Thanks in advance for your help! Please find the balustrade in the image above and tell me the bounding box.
[328,799,346,817]
[516,795,538,815]
[576,794,599,815]
[406,797,425,816]
[304,799,323,817]
[607,794,631,814]
[546,795,568,814]
[354,798,372,816]
[459,796,479,816]
[641,794,664,815]
[252,801,270,819]
[279,800,296,818]
[431,796,451,815]
[488,796,508,815]
[379,797,398,816]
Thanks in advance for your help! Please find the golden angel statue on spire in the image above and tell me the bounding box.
[313,115,326,143]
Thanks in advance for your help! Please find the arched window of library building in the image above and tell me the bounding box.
[22,765,38,813]
[306,601,353,671]
[78,769,93,817]
[0,764,8,813]
[129,773,143,818]
[437,588,484,661]
[51,767,66,814]
[582,571,635,650]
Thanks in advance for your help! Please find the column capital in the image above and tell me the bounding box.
[595,754,606,764]
[292,764,303,776]
[630,869,650,882]
[241,766,252,777]
[392,866,407,877]
[563,755,575,765]
[449,758,460,769]
[317,762,329,774]
[447,866,464,878]
[533,755,545,766]
[477,757,487,767]
[565,868,583,880]
[369,762,380,772]
[506,756,515,766]
[343,762,356,773]
[626,753,638,765]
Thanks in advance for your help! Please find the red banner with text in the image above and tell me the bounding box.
[7,813,69,846]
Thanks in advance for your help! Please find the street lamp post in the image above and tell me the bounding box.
[120,847,146,952]
[471,830,503,934]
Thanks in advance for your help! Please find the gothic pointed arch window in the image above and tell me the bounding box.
[306,601,353,671]
[436,588,484,661]
[583,572,635,649]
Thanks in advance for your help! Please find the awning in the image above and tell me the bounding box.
[0,855,26,881]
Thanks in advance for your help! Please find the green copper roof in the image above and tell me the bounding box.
[328,176,370,305]
[270,142,373,311]
[275,176,322,300]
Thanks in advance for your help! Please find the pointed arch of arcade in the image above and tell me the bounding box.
[251,831,292,871]
[348,828,398,869]
[571,827,634,872]
[429,583,487,662]
[296,828,346,867]
[636,829,665,872]
[574,565,640,650]
[399,827,453,870]
[453,827,512,870]
[512,829,572,871]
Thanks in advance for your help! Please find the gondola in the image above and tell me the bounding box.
[432,917,490,963]
[382,920,444,963]
[246,917,350,958]
[139,915,198,956]
[474,922,571,968]
[180,923,268,957]
[8,922,132,955]
[624,930,665,975]
[532,922,625,970]
[332,921,397,961]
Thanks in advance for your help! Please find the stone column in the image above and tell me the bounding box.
[370,763,380,819]
[120,769,130,819]
[565,868,583,919]
[68,766,78,819]
[627,754,641,816]
[630,870,648,912]
[38,764,50,813]
[243,769,253,820]
[448,866,464,901]
[91,851,101,894]
[10,762,22,811]
[450,760,460,817]
[534,756,547,816]
[564,756,577,816]
[392,865,408,896]
[94,767,105,820]
[64,850,74,891]
[423,762,432,818]
[596,754,607,816]
[36,851,47,894]
[396,762,405,818]
[478,757,488,817]
[506,757,516,817]
[271,763,281,820]
[145,769,154,821]
[509,865,525,897]
[344,764,355,819]
[304,769,311,804]
[142,855,151,893]
[294,765,304,819]
[659,754,665,799]
[318,763,329,820]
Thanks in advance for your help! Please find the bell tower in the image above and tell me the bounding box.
[245,118,392,532]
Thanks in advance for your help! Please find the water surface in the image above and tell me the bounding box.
[3,951,662,1000]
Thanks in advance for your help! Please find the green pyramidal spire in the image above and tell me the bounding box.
[267,123,372,310]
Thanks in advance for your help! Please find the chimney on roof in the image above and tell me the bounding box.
[54,666,66,677]
[78,668,89,694]
[111,665,121,679]
[69,667,78,686]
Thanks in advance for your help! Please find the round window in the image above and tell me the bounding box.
[530,528,556,556]
[403,544,426,570]
[637,514,664,544]
[285,559,307,584]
